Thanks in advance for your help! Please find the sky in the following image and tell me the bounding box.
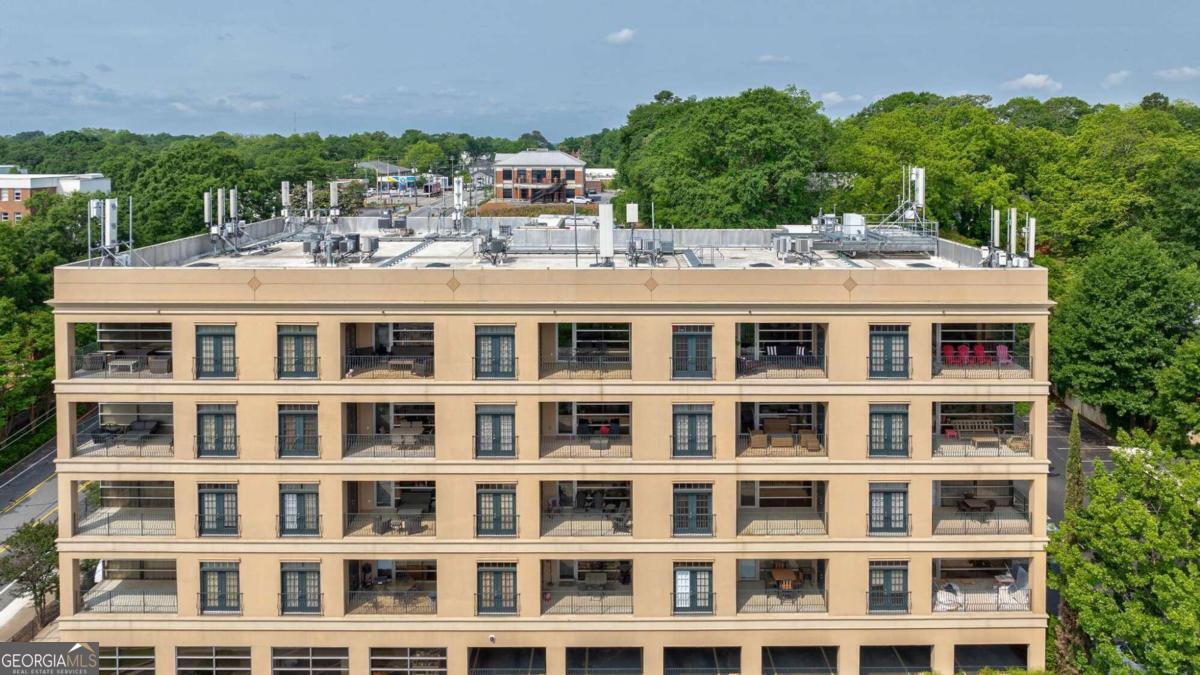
[2,0,1199,140]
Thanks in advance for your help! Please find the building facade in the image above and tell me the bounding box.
[53,227,1048,674]
[493,150,586,203]
[0,172,110,222]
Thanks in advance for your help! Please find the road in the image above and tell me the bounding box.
[0,436,59,634]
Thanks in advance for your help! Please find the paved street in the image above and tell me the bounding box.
[0,436,59,637]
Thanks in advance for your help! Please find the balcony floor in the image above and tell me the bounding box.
[73,438,174,458]
[932,506,1031,535]
[342,438,435,459]
[933,362,1031,379]
[540,437,632,459]
[933,437,1031,457]
[344,512,435,537]
[81,579,177,613]
[932,577,1032,612]
[735,437,826,458]
[75,507,176,536]
[736,509,826,536]
[345,587,437,615]
[736,581,827,613]
[542,587,633,614]
[541,513,630,537]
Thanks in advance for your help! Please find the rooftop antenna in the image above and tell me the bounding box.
[452,175,464,231]
[1007,207,1018,263]
[88,197,130,266]
[598,203,615,267]
[1025,216,1036,260]
[280,181,290,220]
[329,181,340,221]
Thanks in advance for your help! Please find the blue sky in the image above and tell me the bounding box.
[2,0,1198,139]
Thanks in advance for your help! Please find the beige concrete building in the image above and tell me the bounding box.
[52,218,1049,674]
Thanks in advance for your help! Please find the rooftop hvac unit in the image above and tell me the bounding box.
[363,236,379,254]
[842,213,866,240]
[599,204,615,258]
[793,237,813,255]
[625,202,638,225]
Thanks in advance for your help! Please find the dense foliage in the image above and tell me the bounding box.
[0,520,59,628]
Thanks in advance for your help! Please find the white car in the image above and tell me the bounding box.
[566,197,590,205]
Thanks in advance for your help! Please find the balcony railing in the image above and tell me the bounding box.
[193,356,238,379]
[72,353,173,379]
[735,432,826,458]
[932,509,1032,535]
[198,592,242,615]
[539,354,631,380]
[867,590,911,614]
[933,432,1032,457]
[346,590,437,615]
[344,512,436,537]
[867,434,911,458]
[196,513,240,537]
[541,511,632,537]
[74,508,176,536]
[80,586,178,614]
[541,589,633,615]
[932,585,1032,612]
[735,353,827,379]
[73,432,174,458]
[475,592,519,615]
[473,356,518,380]
[736,509,826,536]
[475,514,518,537]
[194,434,239,458]
[279,592,323,615]
[671,434,714,459]
[867,355,912,379]
[474,435,518,459]
[867,513,912,536]
[275,356,319,379]
[276,514,322,537]
[343,433,435,459]
[670,513,714,536]
[670,356,714,379]
[736,589,826,613]
[670,592,715,615]
[933,350,1031,379]
[276,434,320,458]
[342,355,434,379]
[540,434,631,459]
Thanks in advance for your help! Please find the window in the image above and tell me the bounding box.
[272,648,348,674]
[13,189,20,201]
[672,483,713,535]
[476,562,518,614]
[476,484,517,536]
[279,483,319,536]
[475,405,516,458]
[532,169,546,183]
[198,483,238,536]
[869,325,909,378]
[502,188,512,199]
[369,648,448,674]
[869,404,909,457]
[280,563,322,614]
[276,325,317,378]
[195,325,236,378]
[100,647,155,675]
[565,188,575,198]
[868,561,909,613]
[566,169,576,181]
[550,169,561,180]
[475,325,516,378]
[672,325,713,378]
[196,404,237,457]
[0,212,7,222]
[673,563,713,613]
[12,212,19,221]
[868,483,909,535]
[176,646,252,674]
[672,404,713,457]
[199,562,240,614]
[0,188,7,200]
[277,404,318,457]
[502,169,513,181]
[517,169,527,182]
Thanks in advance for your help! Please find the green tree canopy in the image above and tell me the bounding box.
[0,520,59,628]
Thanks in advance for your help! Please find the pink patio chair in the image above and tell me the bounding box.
[996,344,1013,366]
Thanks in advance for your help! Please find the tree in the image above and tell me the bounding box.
[1141,92,1170,111]
[1153,336,1200,453]
[0,521,59,628]
[1048,431,1200,673]
[403,141,442,174]
[1054,410,1088,673]
[1049,228,1200,426]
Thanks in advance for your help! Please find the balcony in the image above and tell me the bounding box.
[275,355,319,379]
[539,323,632,380]
[77,559,176,614]
[343,433,434,459]
[541,560,632,615]
[197,592,242,615]
[540,434,631,459]
[73,481,175,536]
[193,355,238,379]
[277,514,322,537]
[541,481,631,536]
[279,592,323,615]
[194,434,238,458]
[933,403,1033,457]
[73,404,174,458]
[196,513,240,537]
[540,354,631,380]
[343,322,434,379]
[468,648,546,675]
[541,588,632,615]
[736,322,827,379]
[933,480,1033,535]
[736,560,826,614]
[343,480,436,537]
[736,508,826,537]
[932,508,1032,535]
[867,590,911,614]
[70,323,173,379]
[933,558,1032,613]
[346,559,437,615]
[346,589,437,615]
[933,323,1032,379]
[736,403,827,458]
[540,401,631,458]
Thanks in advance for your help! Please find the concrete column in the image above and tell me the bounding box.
[348,643,370,674]
[58,479,76,540]
[712,319,735,381]
[911,319,933,380]
[171,320,190,382]
[446,646,468,674]
[317,319,339,381]
[318,400,339,460]
[643,645,664,673]
[517,477,540,540]
[60,556,79,617]
[322,554,344,617]
[931,641,955,674]
[740,644,762,674]
[175,478,196,538]
[545,645,566,674]
[251,646,272,674]
[325,479,344,539]
[836,642,859,673]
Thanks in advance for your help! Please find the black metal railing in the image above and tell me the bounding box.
[539,354,632,379]
[193,356,238,379]
[72,353,173,379]
[279,592,323,615]
[735,353,827,378]
[867,590,911,614]
[736,510,826,536]
[276,434,320,458]
[74,509,176,536]
[866,513,912,536]
[932,350,1031,379]
[539,434,632,459]
[540,511,632,536]
[933,432,1032,457]
[475,514,519,536]
[472,356,518,379]
[932,510,1033,535]
[735,432,826,457]
[73,432,174,458]
[541,589,633,615]
[474,592,519,615]
[343,512,436,537]
[867,355,913,379]
[276,514,322,537]
[671,434,715,458]
[342,433,435,459]
[196,513,241,537]
[194,434,239,458]
[474,435,519,459]
[670,356,715,379]
[342,354,434,379]
[275,356,319,379]
[345,590,437,615]
[79,588,178,614]
[932,587,1032,612]
[867,434,912,458]
[670,592,715,614]
[198,592,242,615]
[736,590,826,613]
[670,512,714,536]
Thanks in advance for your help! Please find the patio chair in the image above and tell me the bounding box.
[956,344,972,365]
[973,344,993,365]
[942,344,959,366]
[81,352,108,371]
[996,344,1013,366]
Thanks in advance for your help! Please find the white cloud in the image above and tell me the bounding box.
[756,54,791,64]
[1001,73,1063,93]
[1101,69,1130,89]
[1155,66,1200,81]
[605,28,635,45]
[819,91,863,107]
[339,93,369,105]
